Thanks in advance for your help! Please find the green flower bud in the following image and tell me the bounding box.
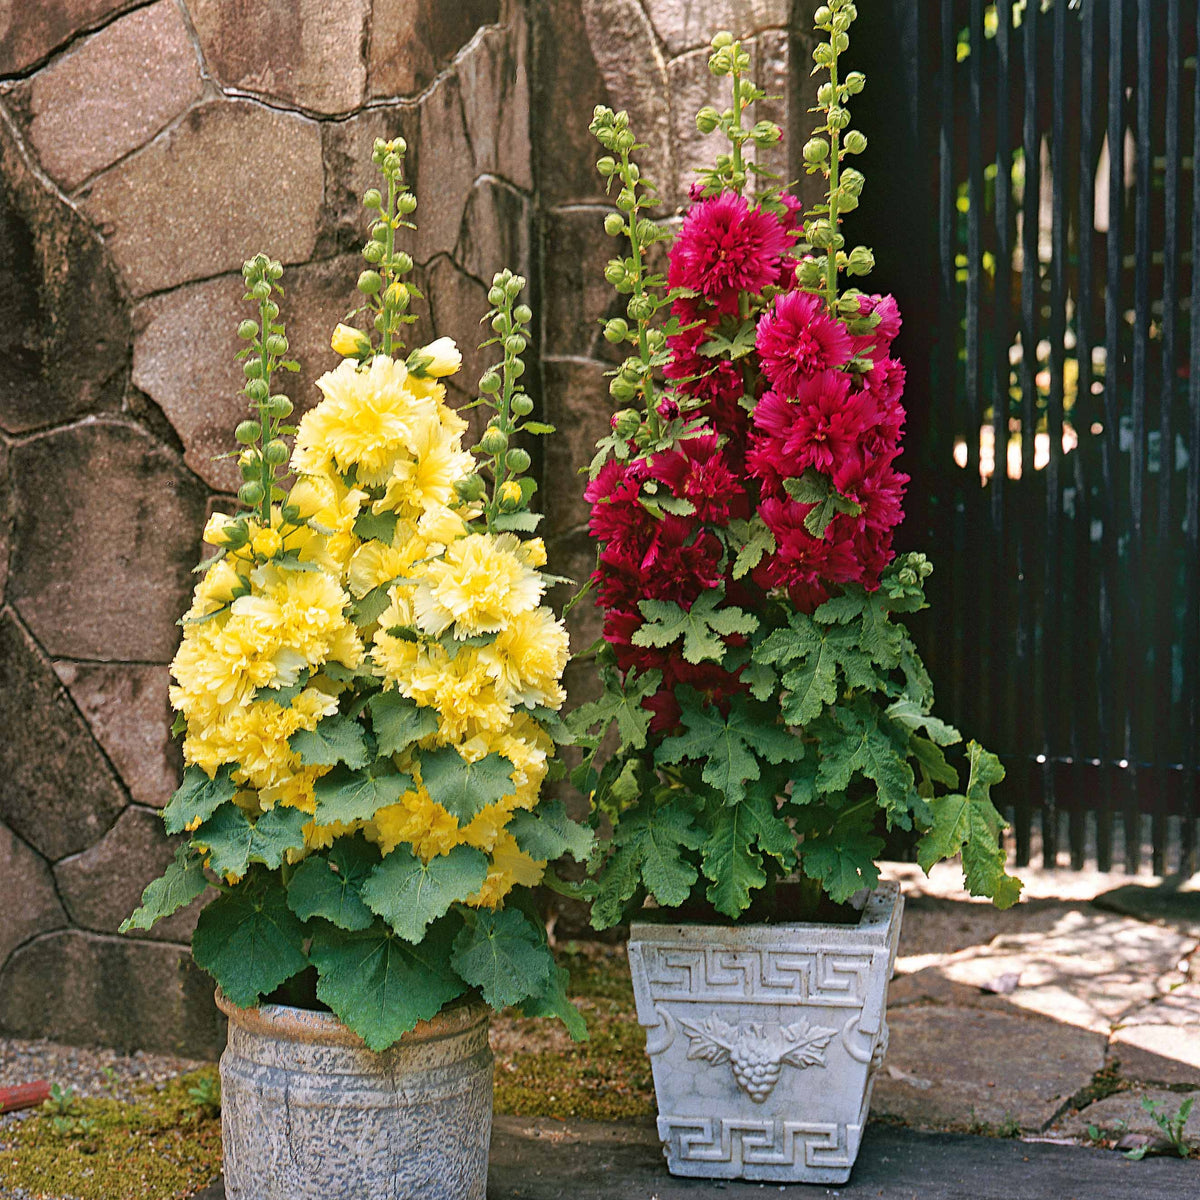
[627,294,655,322]
[373,312,387,332]
[264,334,288,356]
[238,481,265,507]
[498,480,522,512]
[507,274,526,297]
[828,106,851,130]
[281,503,301,523]
[696,106,721,134]
[371,222,389,243]
[487,285,506,306]
[235,420,260,445]
[362,188,382,209]
[898,567,917,586]
[604,262,628,287]
[795,258,823,288]
[513,304,532,325]
[843,130,868,155]
[267,394,293,418]
[604,213,625,237]
[839,190,859,212]
[396,192,417,215]
[479,370,502,394]
[603,317,629,343]
[846,245,875,276]
[832,12,852,32]
[250,280,271,300]
[238,451,260,480]
[454,473,487,502]
[752,121,782,147]
[832,30,849,53]
[511,358,526,379]
[267,261,283,280]
[491,313,508,333]
[264,439,289,466]
[237,319,258,340]
[504,334,527,355]
[842,167,865,195]
[711,30,734,48]
[814,5,833,25]
[245,378,269,402]
[362,242,384,264]
[505,447,531,473]
[511,394,534,416]
[596,155,617,177]
[803,137,830,164]
[243,357,263,379]
[845,70,866,94]
[616,188,637,213]
[809,220,835,249]
[480,426,508,456]
[609,376,638,403]
[383,152,402,173]
[813,43,834,66]
[612,408,641,437]
[357,270,383,295]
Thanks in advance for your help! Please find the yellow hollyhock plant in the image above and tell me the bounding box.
[123,137,590,1051]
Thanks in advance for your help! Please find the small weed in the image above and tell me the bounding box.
[42,1082,79,1117]
[186,1072,221,1118]
[1085,1116,1127,1146]
[1124,1096,1195,1161]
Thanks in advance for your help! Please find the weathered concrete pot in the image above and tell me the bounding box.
[628,880,903,1185]
[216,992,493,1200]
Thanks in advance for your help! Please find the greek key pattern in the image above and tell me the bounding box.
[658,1115,860,1169]
[637,946,876,1008]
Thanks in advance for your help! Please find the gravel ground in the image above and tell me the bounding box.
[0,1036,206,1131]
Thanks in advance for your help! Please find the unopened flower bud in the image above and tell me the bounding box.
[264,439,289,466]
[604,317,629,343]
[711,30,734,48]
[813,42,834,66]
[504,334,527,355]
[237,319,258,340]
[419,336,462,377]
[238,481,265,507]
[267,261,283,281]
[491,312,508,333]
[245,379,269,402]
[383,152,402,173]
[331,323,371,358]
[454,474,487,502]
[498,480,523,511]
[362,241,385,264]
[596,155,617,177]
[611,408,641,437]
[480,426,508,456]
[264,334,288,356]
[627,295,655,322]
[268,394,293,418]
[814,5,833,25]
[250,280,271,300]
[843,130,868,155]
[803,137,830,164]
[384,282,409,309]
[752,121,782,147]
[846,245,875,276]
[362,188,382,209]
[513,304,532,325]
[604,213,625,237]
[696,106,721,134]
[238,450,259,479]
[898,568,917,586]
[604,262,627,287]
[616,188,636,213]
[842,167,865,195]
[357,270,383,295]
[488,285,506,306]
[845,70,866,94]
[506,447,531,473]
[511,394,534,416]
[609,376,637,402]
[656,397,680,420]
[479,370,502,394]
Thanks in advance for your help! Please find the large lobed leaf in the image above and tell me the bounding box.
[450,907,555,1009]
[313,761,414,825]
[360,843,489,942]
[289,713,369,769]
[193,803,309,878]
[632,591,758,665]
[120,844,208,933]
[286,835,380,931]
[162,765,236,835]
[701,792,797,918]
[419,747,515,824]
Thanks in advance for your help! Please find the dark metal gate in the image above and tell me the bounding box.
[850,0,1200,873]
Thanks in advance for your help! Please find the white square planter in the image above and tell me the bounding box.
[627,881,903,1185]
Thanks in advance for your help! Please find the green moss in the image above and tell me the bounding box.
[0,1069,221,1200]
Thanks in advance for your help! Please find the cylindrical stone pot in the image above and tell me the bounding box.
[216,992,493,1200]
[627,881,903,1185]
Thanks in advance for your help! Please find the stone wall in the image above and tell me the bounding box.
[0,0,818,1055]
[0,0,530,1058]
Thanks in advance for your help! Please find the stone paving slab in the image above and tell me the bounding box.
[1052,1086,1200,1141]
[192,1118,1200,1200]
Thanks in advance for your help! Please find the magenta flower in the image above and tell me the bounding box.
[756,290,853,395]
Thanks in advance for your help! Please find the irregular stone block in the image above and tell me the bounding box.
[541,357,616,539]
[8,420,208,662]
[0,118,129,434]
[1110,983,1200,1085]
[0,0,136,74]
[78,100,323,297]
[0,612,127,861]
[425,255,492,395]
[456,178,530,293]
[55,806,200,942]
[458,18,532,191]
[0,440,10,603]
[368,0,500,99]
[410,73,475,265]
[581,0,674,203]
[0,929,225,1059]
[188,0,370,116]
[539,207,620,359]
[641,0,790,56]
[1054,1085,1200,1140]
[20,1,204,190]
[52,662,179,807]
[133,256,361,491]
[872,1005,1107,1132]
[0,820,67,966]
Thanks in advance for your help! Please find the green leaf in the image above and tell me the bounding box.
[120,844,208,933]
[508,799,595,863]
[353,508,398,544]
[194,803,309,878]
[601,798,704,917]
[361,844,488,942]
[254,669,311,707]
[701,792,796,918]
[783,468,862,538]
[800,818,885,904]
[590,837,645,930]
[727,517,776,580]
[633,591,758,665]
[192,875,308,1008]
[521,421,557,435]
[566,667,660,752]
[368,692,439,756]
[910,735,961,791]
[163,765,236,836]
[520,965,588,1041]
[310,918,465,1051]
[886,698,961,746]
[285,836,380,930]
[699,320,757,360]
[289,714,369,769]
[740,659,777,702]
[916,742,1022,908]
[420,748,514,824]
[813,592,865,624]
[657,690,803,805]
[492,511,544,533]
[353,583,395,626]
[313,762,413,825]
[816,703,916,822]
[859,593,905,669]
[451,908,555,1009]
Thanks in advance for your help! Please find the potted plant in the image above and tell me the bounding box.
[570,4,1021,1186]
[122,136,590,1200]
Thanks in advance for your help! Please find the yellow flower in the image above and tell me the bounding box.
[331,322,371,358]
[403,645,514,741]
[371,787,462,859]
[252,527,283,558]
[482,607,569,710]
[466,832,545,908]
[203,512,243,548]
[416,336,462,378]
[498,480,522,507]
[413,533,544,637]
[373,413,475,519]
[520,537,548,568]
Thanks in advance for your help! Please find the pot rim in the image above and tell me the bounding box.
[215,989,488,1050]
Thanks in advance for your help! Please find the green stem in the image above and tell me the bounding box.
[257,297,273,526]
[730,58,745,192]
[825,52,841,317]
[382,172,398,358]
[621,156,653,395]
